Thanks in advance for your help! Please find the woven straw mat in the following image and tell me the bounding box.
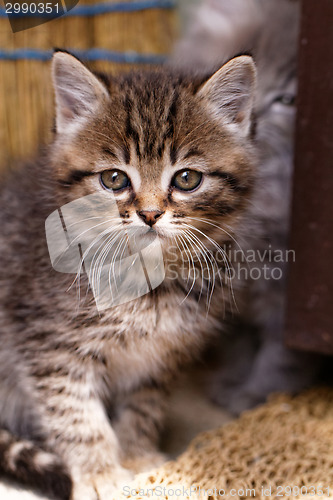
[113,388,333,500]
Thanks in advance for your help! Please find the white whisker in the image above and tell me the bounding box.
[177,233,196,303]
[183,230,206,302]
[183,222,238,313]
[91,231,123,300]
[184,228,216,312]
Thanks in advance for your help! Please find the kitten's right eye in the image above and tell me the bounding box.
[172,169,203,192]
[100,170,130,192]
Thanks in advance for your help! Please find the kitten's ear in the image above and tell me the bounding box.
[52,51,109,134]
[198,56,256,137]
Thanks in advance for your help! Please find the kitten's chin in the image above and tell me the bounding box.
[128,227,160,248]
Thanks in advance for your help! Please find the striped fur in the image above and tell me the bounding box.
[0,430,72,499]
[0,53,257,498]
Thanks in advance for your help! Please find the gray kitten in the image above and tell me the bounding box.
[172,0,321,414]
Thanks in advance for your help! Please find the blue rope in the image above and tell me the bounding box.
[0,0,176,18]
[0,48,167,64]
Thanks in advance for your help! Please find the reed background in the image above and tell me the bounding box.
[0,0,178,171]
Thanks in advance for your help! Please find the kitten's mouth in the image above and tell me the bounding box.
[146,227,168,239]
[129,225,167,243]
[139,226,168,243]
[133,226,158,239]
[144,227,159,239]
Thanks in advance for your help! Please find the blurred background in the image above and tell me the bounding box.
[0,0,181,171]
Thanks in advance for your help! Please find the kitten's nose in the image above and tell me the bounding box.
[137,210,164,227]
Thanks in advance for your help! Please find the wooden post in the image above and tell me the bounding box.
[285,0,333,354]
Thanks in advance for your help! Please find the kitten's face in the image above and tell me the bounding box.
[50,53,256,257]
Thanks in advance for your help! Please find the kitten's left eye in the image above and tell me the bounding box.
[274,94,295,106]
[172,170,202,192]
[100,170,130,191]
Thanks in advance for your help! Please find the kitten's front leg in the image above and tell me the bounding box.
[36,372,132,500]
[113,385,167,474]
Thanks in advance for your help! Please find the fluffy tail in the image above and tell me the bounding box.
[0,429,72,500]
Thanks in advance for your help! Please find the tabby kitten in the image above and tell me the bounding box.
[172,0,321,414]
[0,52,257,499]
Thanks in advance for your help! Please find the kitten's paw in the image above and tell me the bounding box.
[71,480,98,500]
[122,451,167,474]
[72,467,133,500]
